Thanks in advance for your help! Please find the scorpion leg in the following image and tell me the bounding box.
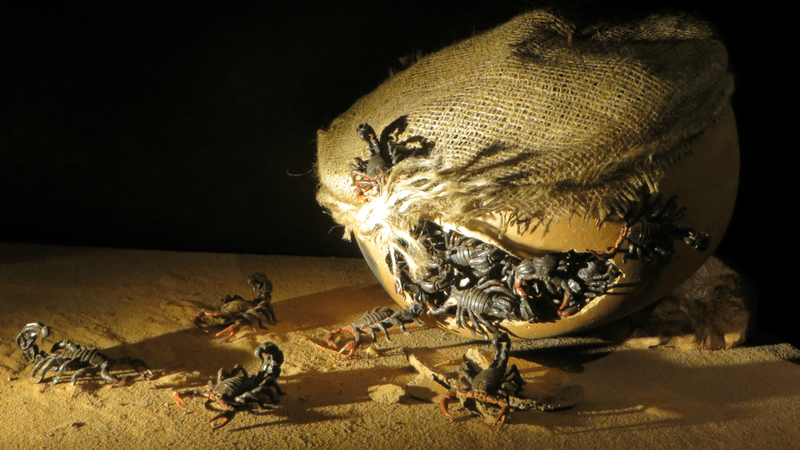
[454,305,473,336]
[234,390,272,407]
[467,309,494,340]
[368,322,392,343]
[216,319,247,343]
[519,297,538,322]
[35,358,65,384]
[500,365,524,393]
[51,359,80,386]
[71,364,108,386]
[556,282,575,317]
[95,361,125,386]
[31,357,55,381]
[261,377,286,397]
[238,384,282,404]
[256,303,277,324]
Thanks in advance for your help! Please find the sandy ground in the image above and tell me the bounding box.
[1,242,800,450]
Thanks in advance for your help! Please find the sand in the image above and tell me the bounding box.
[1,242,799,450]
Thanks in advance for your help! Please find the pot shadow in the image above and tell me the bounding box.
[492,343,800,434]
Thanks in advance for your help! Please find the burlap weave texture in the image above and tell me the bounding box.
[316,10,733,271]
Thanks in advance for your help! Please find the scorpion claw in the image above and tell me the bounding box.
[440,391,456,421]
[324,330,340,349]
[173,391,188,410]
[216,326,237,343]
[209,411,235,430]
[337,341,359,361]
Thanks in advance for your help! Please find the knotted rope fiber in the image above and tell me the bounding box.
[316,10,733,279]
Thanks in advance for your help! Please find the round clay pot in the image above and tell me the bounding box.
[356,104,739,340]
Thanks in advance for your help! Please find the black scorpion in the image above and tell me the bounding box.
[601,193,710,264]
[428,279,519,340]
[444,231,505,280]
[325,304,425,360]
[174,342,285,429]
[440,331,523,427]
[193,272,277,343]
[349,116,432,202]
[31,339,153,387]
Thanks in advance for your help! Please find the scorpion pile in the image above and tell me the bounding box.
[347,119,711,343]
[389,221,622,338]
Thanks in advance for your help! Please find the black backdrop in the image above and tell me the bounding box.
[2,2,791,344]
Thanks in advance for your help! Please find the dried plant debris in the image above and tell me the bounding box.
[622,256,750,349]
[153,371,206,389]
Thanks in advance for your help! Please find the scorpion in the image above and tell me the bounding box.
[325,304,425,360]
[428,279,519,340]
[193,272,277,343]
[567,259,620,297]
[174,342,285,430]
[30,338,152,387]
[600,193,710,264]
[349,116,432,202]
[444,231,505,280]
[504,254,574,318]
[441,331,523,427]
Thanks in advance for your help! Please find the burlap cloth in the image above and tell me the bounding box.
[316,10,733,277]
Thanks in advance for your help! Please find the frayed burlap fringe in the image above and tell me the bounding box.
[316,10,734,279]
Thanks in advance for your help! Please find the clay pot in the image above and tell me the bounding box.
[356,105,739,340]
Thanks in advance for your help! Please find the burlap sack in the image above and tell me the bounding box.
[316,10,733,277]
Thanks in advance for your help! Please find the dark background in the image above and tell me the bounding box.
[2,2,790,343]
